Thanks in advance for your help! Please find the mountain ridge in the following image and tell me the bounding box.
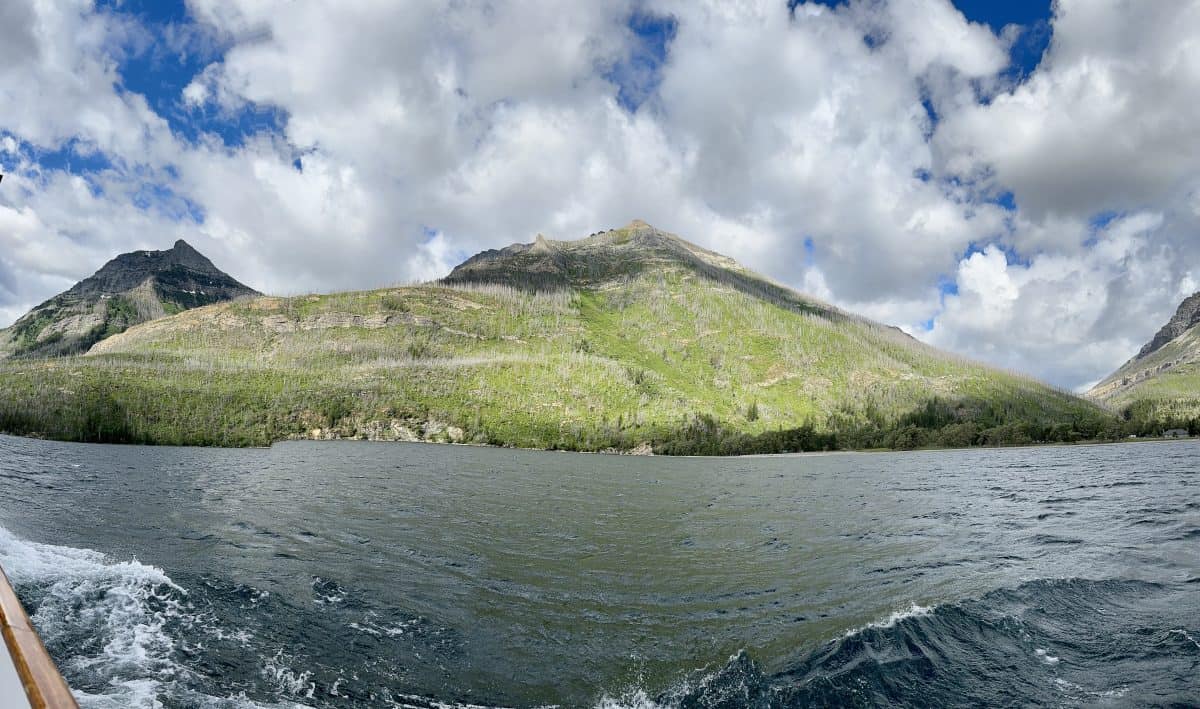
[443,220,876,328]
[0,239,258,359]
[445,220,751,290]
[0,221,1115,451]
[1088,290,1200,427]
[1136,292,1200,359]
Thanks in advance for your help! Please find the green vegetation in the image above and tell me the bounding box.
[0,268,1117,452]
[0,224,1131,452]
[1087,306,1200,434]
[1103,362,1200,435]
[3,295,145,360]
[103,295,138,337]
[11,305,60,345]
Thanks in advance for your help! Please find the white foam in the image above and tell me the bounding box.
[1053,678,1128,702]
[1171,628,1200,650]
[0,525,187,707]
[1053,678,1084,692]
[262,650,316,700]
[844,601,936,637]
[594,688,662,709]
[350,612,419,638]
[0,525,311,709]
[593,651,747,709]
[390,695,524,709]
[310,577,345,606]
[71,679,163,709]
[1035,648,1060,665]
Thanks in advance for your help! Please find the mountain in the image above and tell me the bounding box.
[0,240,258,359]
[1088,291,1200,423]
[442,221,885,327]
[0,221,1113,450]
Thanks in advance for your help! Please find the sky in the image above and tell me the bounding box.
[1,0,1199,392]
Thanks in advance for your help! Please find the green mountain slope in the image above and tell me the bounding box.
[0,222,1114,450]
[1088,292,1200,427]
[0,240,258,359]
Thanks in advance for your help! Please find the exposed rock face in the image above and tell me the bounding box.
[0,240,258,359]
[1088,290,1200,404]
[298,419,469,444]
[1137,292,1200,359]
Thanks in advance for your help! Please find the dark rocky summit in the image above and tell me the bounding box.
[0,240,257,358]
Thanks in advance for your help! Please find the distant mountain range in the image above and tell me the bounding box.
[0,223,1120,450]
[1088,291,1200,425]
[0,240,257,359]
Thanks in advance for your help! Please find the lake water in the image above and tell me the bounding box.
[0,434,1197,707]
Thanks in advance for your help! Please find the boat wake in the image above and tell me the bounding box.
[0,524,310,708]
[3,522,1197,708]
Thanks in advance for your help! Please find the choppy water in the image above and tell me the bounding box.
[0,435,1197,708]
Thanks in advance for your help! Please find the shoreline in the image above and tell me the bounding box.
[0,428,1192,459]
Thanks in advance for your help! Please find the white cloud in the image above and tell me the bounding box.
[937,1,1200,223]
[925,0,1200,387]
[181,79,209,106]
[0,0,1197,392]
[928,212,1183,389]
[878,0,1009,77]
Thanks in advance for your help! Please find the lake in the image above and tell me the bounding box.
[0,435,1197,707]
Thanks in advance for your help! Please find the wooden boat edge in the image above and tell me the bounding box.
[0,565,78,709]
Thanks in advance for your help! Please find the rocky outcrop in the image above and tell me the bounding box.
[0,240,258,359]
[296,419,469,444]
[1088,290,1200,404]
[260,312,436,333]
[1136,292,1200,359]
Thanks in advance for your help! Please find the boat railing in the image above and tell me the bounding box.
[0,566,79,708]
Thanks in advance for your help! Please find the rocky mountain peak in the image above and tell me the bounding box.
[443,222,738,291]
[66,240,242,298]
[1088,289,1200,404]
[530,234,556,253]
[1,240,258,359]
[1136,291,1200,360]
[171,239,203,259]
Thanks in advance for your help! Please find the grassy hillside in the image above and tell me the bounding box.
[0,224,1117,452]
[1088,300,1200,433]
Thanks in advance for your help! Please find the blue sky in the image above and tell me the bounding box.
[1,0,1198,391]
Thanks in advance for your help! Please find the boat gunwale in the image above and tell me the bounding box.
[0,565,78,709]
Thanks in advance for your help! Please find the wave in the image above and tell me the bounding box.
[4,523,1197,708]
[601,577,1200,708]
[0,525,312,709]
[840,602,935,637]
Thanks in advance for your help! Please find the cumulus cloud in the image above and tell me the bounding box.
[928,212,1184,389]
[930,0,1200,388]
[936,1,1200,222]
[0,0,1197,391]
